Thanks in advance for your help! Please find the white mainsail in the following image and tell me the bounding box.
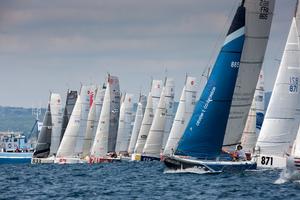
[115,93,134,153]
[90,83,111,157]
[108,76,121,152]
[74,85,96,156]
[143,86,167,158]
[162,78,175,150]
[256,17,300,158]
[56,95,82,158]
[151,80,163,112]
[128,95,147,154]
[163,76,197,155]
[133,92,154,154]
[223,0,274,148]
[49,93,63,156]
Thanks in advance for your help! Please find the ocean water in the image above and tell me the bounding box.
[1,161,300,200]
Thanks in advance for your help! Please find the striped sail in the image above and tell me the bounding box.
[176,2,246,159]
[223,0,274,148]
[49,93,63,156]
[163,77,197,156]
[115,93,134,153]
[162,78,175,150]
[256,15,300,157]
[128,95,147,154]
[56,95,82,158]
[134,92,154,154]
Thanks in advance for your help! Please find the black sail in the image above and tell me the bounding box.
[33,104,52,158]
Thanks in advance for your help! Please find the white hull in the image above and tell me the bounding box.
[54,157,86,164]
[31,157,55,164]
[253,154,287,169]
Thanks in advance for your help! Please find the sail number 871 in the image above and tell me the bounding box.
[231,61,240,68]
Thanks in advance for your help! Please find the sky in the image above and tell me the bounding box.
[0,0,297,108]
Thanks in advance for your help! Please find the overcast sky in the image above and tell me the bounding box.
[0,0,296,108]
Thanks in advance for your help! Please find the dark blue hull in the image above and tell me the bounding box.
[164,156,257,173]
[141,155,160,161]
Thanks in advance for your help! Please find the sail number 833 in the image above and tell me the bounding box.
[231,61,240,68]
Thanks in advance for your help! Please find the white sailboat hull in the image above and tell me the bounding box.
[253,154,287,169]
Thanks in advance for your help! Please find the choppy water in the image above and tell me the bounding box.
[1,161,300,200]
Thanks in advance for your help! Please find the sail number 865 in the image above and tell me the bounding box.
[231,61,240,68]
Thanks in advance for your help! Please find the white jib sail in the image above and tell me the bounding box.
[163,76,197,155]
[161,78,175,150]
[256,17,300,157]
[56,95,82,158]
[143,86,167,158]
[115,93,134,153]
[128,95,147,154]
[134,92,154,154]
[49,93,63,156]
[255,70,265,133]
[74,85,96,156]
[223,0,275,148]
[90,83,111,157]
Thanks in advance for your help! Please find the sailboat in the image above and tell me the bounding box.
[131,80,161,161]
[32,93,63,164]
[163,76,197,156]
[89,75,121,163]
[142,79,174,161]
[115,93,134,156]
[255,1,300,169]
[128,94,147,155]
[164,0,274,173]
[55,94,82,164]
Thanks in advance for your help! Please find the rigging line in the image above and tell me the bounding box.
[201,0,240,81]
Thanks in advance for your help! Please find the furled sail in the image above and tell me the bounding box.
[223,0,274,148]
[128,94,147,154]
[176,2,246,159]
[33,104,52,158]
[115,93,134,153]
[163,76,197,156]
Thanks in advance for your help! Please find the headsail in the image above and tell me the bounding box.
[151,80,163,112]
[56,95,82,158]
[176,2,246,159]
[60,90,78,143]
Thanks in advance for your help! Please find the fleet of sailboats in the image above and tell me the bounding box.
[23,0,300,181]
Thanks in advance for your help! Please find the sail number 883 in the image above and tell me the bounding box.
[231,61,240,68]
